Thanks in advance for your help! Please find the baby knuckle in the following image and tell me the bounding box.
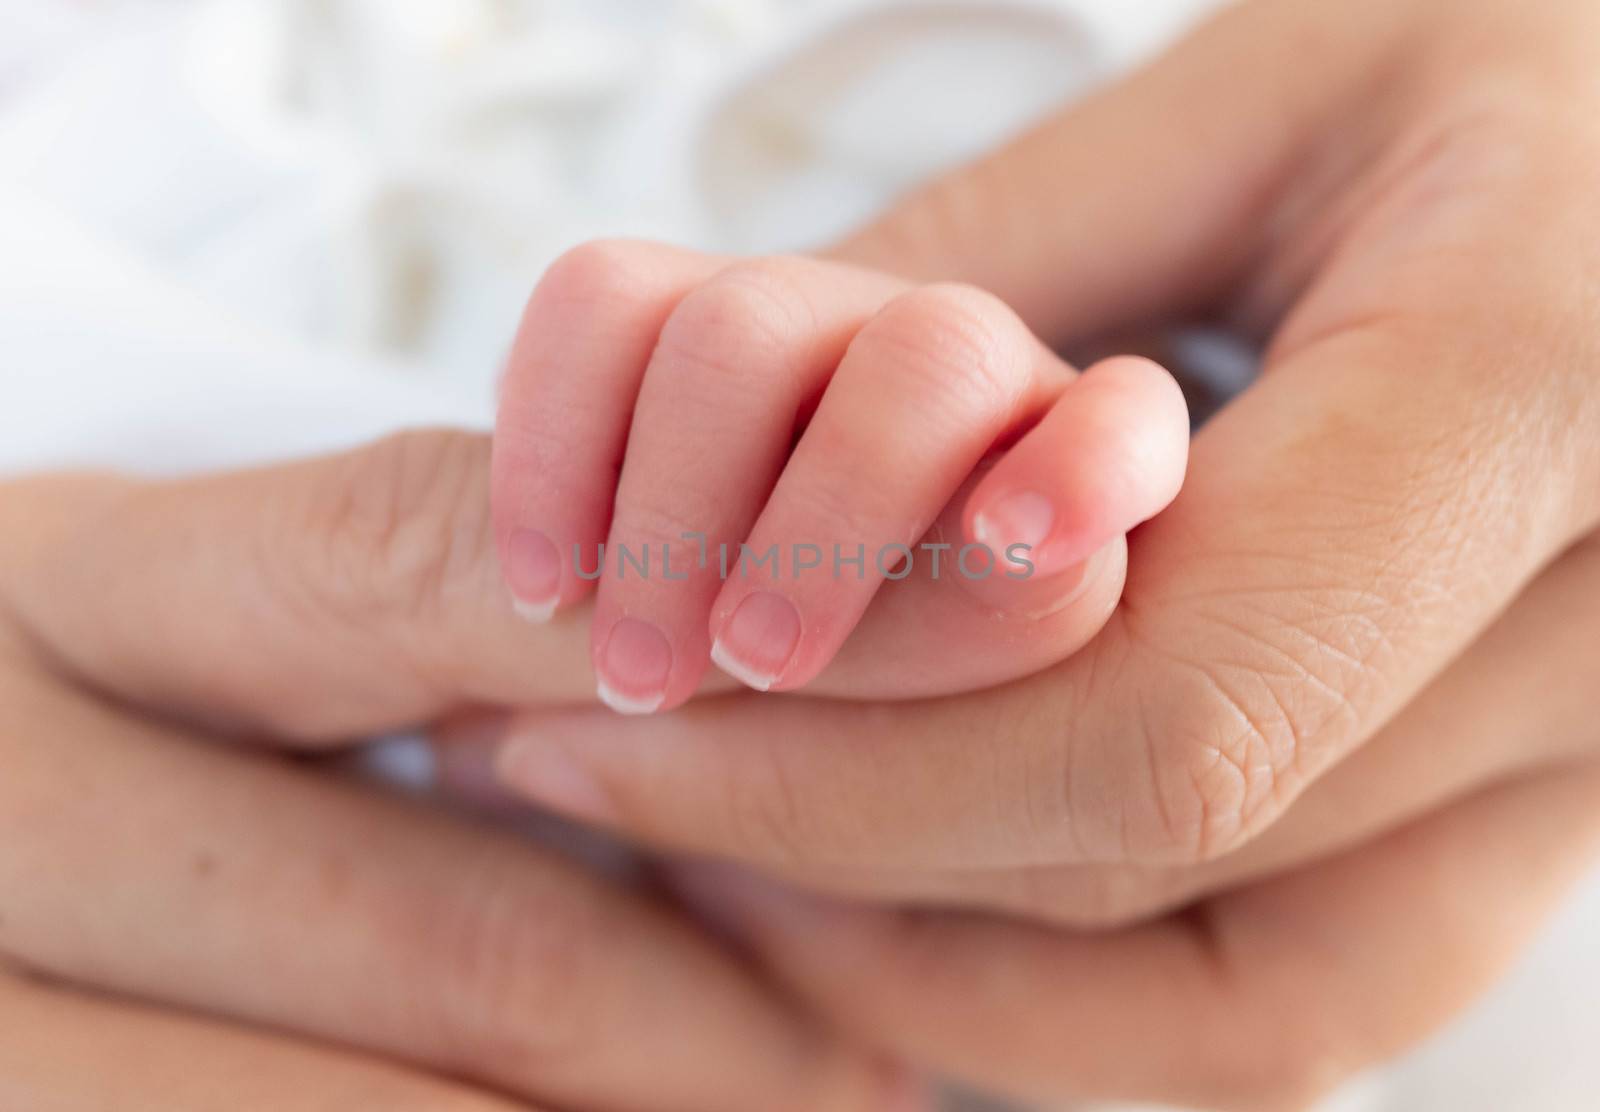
[530,238,657,319]
[656,259,814,384]
[779,470,905,554]
[863,283,1029,419]
[613,488,727,556]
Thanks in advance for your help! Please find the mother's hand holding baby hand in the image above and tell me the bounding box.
[0,442,918,1112]
[487,0,1600,1105]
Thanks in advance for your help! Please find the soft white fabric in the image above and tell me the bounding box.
[1,3,1595,1109]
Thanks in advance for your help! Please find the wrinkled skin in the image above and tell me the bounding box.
[0,446,911,1112]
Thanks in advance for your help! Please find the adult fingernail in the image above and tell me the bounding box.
[971,489,1076,577]
[495,736,614,822]
[711,590,801,691]
[504,528,561,621]
[596,617,672,714]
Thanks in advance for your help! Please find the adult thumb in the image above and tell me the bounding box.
[828,0,1385,344]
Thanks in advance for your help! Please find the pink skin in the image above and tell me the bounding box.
[957,355,1190,614]
[494,241,1191,713]
[704,282,1068,694]
[492,241,716,623]
[708,350,1188,693]
[589,262,899,713]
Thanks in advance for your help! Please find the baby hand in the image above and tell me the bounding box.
[493,242,1187,714]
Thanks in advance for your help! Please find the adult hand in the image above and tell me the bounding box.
[479,0,1600,1102]
[0,434,909,1112]
[486,0,1600,909]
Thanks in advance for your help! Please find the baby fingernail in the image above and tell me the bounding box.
[973,489,1053,550]
[972,490,1073,577]
[504,528,561,621]
[596,617,672,714]
[711,590,800,691]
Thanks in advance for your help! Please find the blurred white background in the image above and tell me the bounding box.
[0,0,1210,470]
[2,2,1597,1110]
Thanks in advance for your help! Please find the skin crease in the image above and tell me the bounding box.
[3,1,1600,1110]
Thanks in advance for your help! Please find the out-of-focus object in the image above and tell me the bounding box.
[0,0,1213,395]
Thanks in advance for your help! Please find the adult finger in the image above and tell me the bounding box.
[828,0,1402,342]
[0,425,1131,742]
[725,532,1600,923]
[676,759,1600,1110]
[0,662,897,1112]
[972,537,1600,924]
[0,968,532,1112]
[0,435,600,741]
